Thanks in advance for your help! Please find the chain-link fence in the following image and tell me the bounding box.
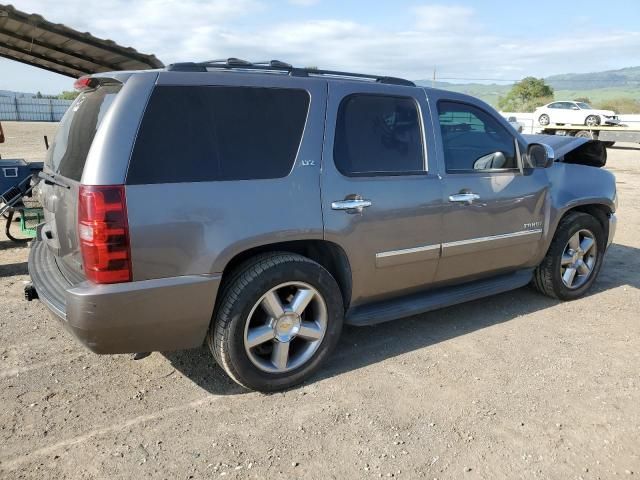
[0,97,72,122]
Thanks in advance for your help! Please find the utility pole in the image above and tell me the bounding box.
[432,68,436,88]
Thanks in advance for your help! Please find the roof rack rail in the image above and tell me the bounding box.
[166,58,416,87]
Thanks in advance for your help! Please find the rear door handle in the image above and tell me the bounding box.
[331,198,372,213]
[448,193,480,205]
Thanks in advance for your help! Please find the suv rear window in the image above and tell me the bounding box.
[47,84,122,181]
[333,94,424,176]
[127,86,310,184]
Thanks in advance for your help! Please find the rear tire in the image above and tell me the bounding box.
[208,252,344,392]
[538,114,550,126]
[532,212,605,300]
[574,130,593,139]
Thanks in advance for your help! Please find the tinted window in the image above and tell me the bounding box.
[127,86,310,184]
[576,102,592,109]
[47,84,121,181]
[438,101,517,172]
[334,94,424,176]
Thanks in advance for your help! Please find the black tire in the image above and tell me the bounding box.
[538,114,550,126]
[574,130,593,139]
[585,115,600,127]
[207,252,344,392]
[532,212,605,300]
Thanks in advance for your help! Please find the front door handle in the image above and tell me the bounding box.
[331,197,372,213]
[448,193,480,205]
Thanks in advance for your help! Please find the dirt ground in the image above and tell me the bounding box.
[0,121,638,479]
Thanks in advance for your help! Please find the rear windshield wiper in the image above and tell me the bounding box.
[38,171,71,189]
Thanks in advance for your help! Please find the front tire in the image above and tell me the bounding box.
[585,115,600,127]
[208,253,344,392]
[532,212,605,300]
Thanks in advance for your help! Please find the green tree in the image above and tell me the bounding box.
[58,90,80,100]
[497,77,554,112]
[36,91,43,98]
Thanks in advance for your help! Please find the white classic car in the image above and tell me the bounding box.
[535,101,619,127]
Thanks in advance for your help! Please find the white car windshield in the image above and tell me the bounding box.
[576,102,592,109]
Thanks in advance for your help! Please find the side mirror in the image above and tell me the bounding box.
[527,143,555,168]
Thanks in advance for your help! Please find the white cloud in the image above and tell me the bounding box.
[2,0,639,93]
[413,4,475,31]
[288,0,320,6]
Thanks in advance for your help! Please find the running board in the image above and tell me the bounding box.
[345,269,534,327]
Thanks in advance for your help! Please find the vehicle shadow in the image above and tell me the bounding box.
[608,144,640,151]
[163,242,640,395]
[0,261,28,277]
[0,239,29,251]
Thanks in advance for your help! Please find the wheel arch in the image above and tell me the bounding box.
[219,240,353,310]
[551,202,613,247]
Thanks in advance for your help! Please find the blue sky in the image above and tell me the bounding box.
[1,0,639,94]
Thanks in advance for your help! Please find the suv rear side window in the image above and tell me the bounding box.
[334,94,424,176]
[127,86,310,184]
[47,84,121,181]
[438,101,517,172]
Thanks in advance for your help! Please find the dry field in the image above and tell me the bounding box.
[0,121,638,479]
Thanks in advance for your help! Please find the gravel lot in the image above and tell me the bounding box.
[0,121,639,479]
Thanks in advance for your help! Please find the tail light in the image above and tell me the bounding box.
[78,185,132,284]
[74,76,97,90]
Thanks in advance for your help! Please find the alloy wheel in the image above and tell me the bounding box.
[243,282,328,373]
[560,229,598,289]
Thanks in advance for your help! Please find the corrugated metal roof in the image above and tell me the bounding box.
[0,4,164,77]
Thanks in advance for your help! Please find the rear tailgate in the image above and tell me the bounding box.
[40,81,123,282]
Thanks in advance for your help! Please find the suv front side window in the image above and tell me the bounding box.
[438,101,518,173]
[333,94,425,176]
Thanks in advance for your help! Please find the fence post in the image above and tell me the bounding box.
[50,98,54,122]
[14,96,20,121]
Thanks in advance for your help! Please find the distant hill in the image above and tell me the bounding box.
[545,66,640,90]
[415,66,640,108]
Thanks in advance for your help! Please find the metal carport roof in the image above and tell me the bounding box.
[0,4,164,77]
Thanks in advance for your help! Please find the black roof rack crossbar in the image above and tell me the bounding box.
[166,58,415,87]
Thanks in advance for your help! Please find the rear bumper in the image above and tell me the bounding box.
[28,240,221,353]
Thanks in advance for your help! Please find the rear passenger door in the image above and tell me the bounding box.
[321,83,443,308]
[125,73,327,280]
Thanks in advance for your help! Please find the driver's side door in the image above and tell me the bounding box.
[434,100,549,284]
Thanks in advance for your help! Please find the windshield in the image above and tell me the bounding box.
[46,84,121,181]
[576,102,592,109]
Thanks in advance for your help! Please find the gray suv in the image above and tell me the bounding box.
[27,60,617,392]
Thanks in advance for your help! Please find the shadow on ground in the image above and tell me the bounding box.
[0,261,28,277]
[160,242,640,395]
[609,144,640,151]
[0,240,30,252]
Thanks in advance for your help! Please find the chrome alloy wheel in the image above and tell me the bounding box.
[243,282,328,373]
[585,115,600,127]
[560,229,598,289]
